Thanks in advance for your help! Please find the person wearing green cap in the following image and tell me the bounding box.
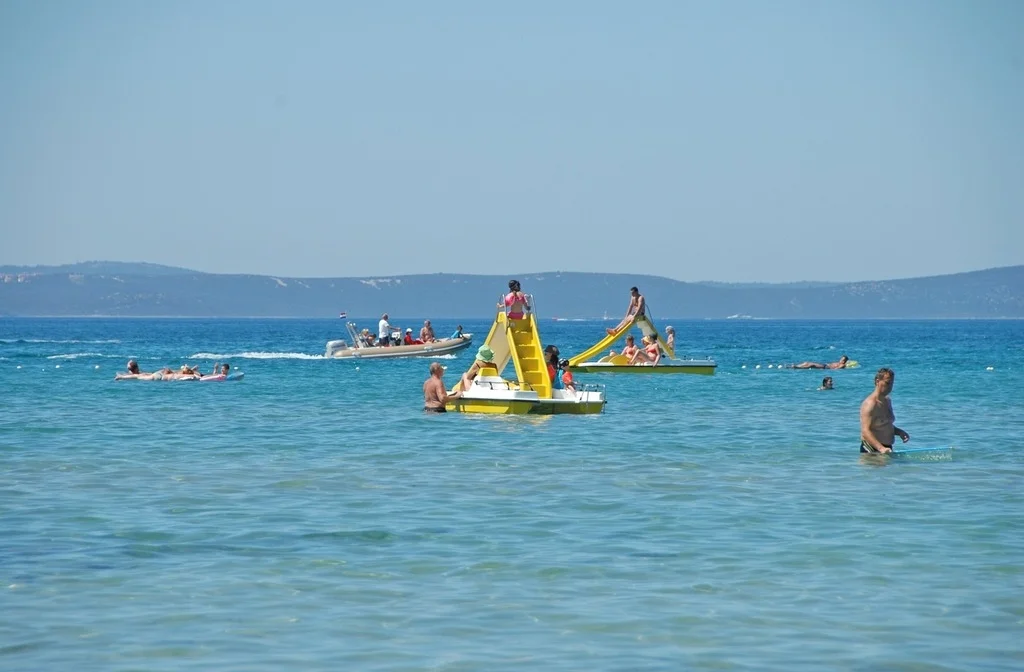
[461,345,496,393]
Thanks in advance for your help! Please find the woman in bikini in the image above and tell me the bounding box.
[500,280,531,320]
[612,334,639,361]
[630,335,662,366]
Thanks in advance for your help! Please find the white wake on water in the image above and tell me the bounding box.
[47,352,112,360]
[1,338,121,344]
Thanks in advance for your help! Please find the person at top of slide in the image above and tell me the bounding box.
[501,279,531,319]
[607,286,645,335]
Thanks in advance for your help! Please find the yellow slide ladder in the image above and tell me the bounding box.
[507,312,551,398]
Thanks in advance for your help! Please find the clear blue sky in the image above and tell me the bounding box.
[1,0,1021,282]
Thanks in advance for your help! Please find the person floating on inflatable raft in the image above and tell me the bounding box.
[115,360,232,380]
[787,355,851,370]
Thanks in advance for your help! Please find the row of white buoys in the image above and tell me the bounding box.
[12,364,102,369]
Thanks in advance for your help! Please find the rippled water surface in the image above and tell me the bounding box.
[2,318,1022,670]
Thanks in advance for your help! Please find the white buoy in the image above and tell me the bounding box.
[755,364,761,369]
[768,364,774,369]
[95,365,100,369]
[16,365,21,369]
[55,365,61,369]
[355,366,360,371]
[986,366,994,371]
[741,365,747,369]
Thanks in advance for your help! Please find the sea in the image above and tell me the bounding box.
[1,317,1021,671]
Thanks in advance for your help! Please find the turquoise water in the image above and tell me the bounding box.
[2,318,1022,670]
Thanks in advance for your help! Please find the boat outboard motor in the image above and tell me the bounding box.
[325,339,348,357]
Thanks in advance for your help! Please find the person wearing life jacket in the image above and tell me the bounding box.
[559,358,576,393]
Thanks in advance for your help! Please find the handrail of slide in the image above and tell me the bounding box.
[498,292,535,320]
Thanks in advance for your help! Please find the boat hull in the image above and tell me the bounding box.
[446,394,606,415]
[446,378,606,415]
[326,335,473,359]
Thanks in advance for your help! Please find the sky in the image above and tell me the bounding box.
[1,0,1022,283]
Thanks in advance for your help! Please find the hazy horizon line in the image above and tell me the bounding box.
[1,260,1021,287]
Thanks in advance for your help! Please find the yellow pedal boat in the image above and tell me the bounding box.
[567,314,717,375]
[446,297,606,415]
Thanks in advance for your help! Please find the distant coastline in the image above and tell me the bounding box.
[1,262,1022,319]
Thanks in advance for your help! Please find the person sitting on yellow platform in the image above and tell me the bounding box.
[461,345,496,393]
[629,335,662,366]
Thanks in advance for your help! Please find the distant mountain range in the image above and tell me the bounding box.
[1,262,1022,319]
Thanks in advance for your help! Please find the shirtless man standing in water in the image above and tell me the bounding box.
[423,362,461,412]
[859,367,910,453]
